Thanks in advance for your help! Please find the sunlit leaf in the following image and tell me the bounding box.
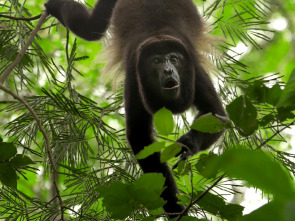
[241,201,284,221]
[160,143,181,163]
[133,173,166,210]
[195,153,218,178]
[153,107,174,136]
[136,142,165,160]
[205,148,295,200]
[99,182,133,219]
[191,113,225,133]
[177,160,190,176]
[278,69,295,108]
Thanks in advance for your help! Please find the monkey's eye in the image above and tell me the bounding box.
[170,56,179,64]
[152,58,162,65]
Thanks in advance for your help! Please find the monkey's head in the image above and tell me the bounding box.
[137,36,195,114]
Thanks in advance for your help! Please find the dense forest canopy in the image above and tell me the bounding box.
[0,0,295,220]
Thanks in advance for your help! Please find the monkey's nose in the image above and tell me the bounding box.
[164,68,173,75]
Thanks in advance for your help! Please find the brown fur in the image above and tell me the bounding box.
[103,0,220,87]
[45,0,226,217]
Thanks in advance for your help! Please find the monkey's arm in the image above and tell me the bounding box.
[174,67,226,168]
[45,0,117,41]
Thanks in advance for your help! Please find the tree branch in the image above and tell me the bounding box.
[256,121,295,150]
[175,175,225,221]
[0,13,42,21]
[0,10,65,220]
[0,11,48,84]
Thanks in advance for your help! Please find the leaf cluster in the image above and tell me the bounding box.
[0,0,295,220]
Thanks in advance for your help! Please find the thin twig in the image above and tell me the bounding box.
[96,109,105,152]
[175,175,225,221]
[256,121,295,150]
[0,84,64,219]
[0,10,65,220]
[66,29,70,63]
[174,121,293,219]
[0,11,48,84]
[0,13,42,21]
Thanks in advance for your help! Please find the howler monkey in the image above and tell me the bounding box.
[45,0,226,218]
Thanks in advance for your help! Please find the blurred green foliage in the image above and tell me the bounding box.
[0,0,295,220]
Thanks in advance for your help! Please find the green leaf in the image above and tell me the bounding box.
[191,113,225,133]
[195,153,218,178]
[226,96,258,136]
[133,173,166,210]
[0,142,17,161]
[153,107,174,136]
[277,106,295,122]
[266,84,283,106]
[141,218,155,221]
[243,81,283,106]
[196,191,225,215]
[98,173,166,219]
[136,142,165,160]
[10,154,34,167]
[221,204,244,220]
[177,160,190,176]
[99,182,133,219]
[0,136,3,143]
[205,148,295,200]
[285,200,295,221]
[0,163,17,189]
[241,201,284,221]
[244,80,268,103]
[160,143,181,163]
[171,216,204,221]
[195,191,243,220]
[259,114,274,126]
[177,194,191,205]
[278,69,295,108]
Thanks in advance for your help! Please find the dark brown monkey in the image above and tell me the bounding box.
[45,0,226,218]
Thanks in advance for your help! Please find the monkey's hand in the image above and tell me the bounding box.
[172,131,200,169]
[44,0,68,25]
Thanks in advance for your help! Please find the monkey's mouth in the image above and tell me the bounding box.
[163,79,179,90]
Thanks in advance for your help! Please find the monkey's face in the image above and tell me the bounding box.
[138,48,194,114]
[144,52,185,100]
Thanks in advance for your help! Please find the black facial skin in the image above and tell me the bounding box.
[44,0,227,218]
[145,52,184,99]
[137,44,195,115]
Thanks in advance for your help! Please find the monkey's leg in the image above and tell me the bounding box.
[125,74,185,218]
